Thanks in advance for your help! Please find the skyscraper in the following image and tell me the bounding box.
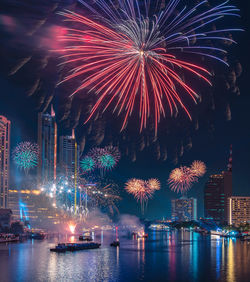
[0,115,11,208]
[228,196,250,226]
[171,197,197,221]
[59,129,80,177]
[37,107,57,185]
[204,146,232,224]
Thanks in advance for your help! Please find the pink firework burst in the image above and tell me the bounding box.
[190,161,206,177]
[147,178,161,191]
[125,178,154,214]
[168,166,197,194]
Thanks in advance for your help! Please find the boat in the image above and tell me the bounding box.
[132,231,148,239]
[110,241,120,247]
[50,243,67,253]
[79,235,92,241]
[240,235,250,242]
[0,234,19,243]
[50,242,101,253]
[30,232,46,240]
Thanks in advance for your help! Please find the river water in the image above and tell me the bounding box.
[0,231,249,282]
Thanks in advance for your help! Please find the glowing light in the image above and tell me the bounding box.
[69,223,76,234]
[58,0,240,133]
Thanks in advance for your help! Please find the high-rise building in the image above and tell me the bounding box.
[204,146,232,224]
[59,129,79,177]
[228,197,250,226]
[8,189,69,229]
[171,197,197,221]
[0,116,11,208]
[37,107,57,185]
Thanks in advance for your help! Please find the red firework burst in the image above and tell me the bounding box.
[57,0,240,133]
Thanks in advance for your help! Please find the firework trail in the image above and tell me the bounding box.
[86,177,121,216]
[190,160,206,177]
[12,142,39,173]
[125,178,155,214]
[58,0,241,133]
[168,166,197,194]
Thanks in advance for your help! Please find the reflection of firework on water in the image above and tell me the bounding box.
[12,142,39,172]
[147,178,161,191]
[59,0,240,132]
[80,155,96,172]
[191,161,206,177]
[168,166,197,194]
[125,178,154,214]
[89,146,121,172]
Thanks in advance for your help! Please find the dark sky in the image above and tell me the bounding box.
[0,0,250,219]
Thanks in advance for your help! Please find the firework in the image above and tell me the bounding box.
[168,166,197,194]
[89,146,121,171]
[87,177,121,216]
[191,161,206,177]
[125,178,153,214]
[80,156,96,172]
[12,142,39,172]
[147,178,161,191]
[58,0,240,133]
[68,223,76,234]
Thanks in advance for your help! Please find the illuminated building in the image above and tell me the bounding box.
[37,106,57,185]
[0,116,11,208]
[171,197,197,221]
[228,197,250,226]
[204,146,232,224]
[59,129,79,177]
[8,189,68,229]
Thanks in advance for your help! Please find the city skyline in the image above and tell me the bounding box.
[0,108,249,220]
[0,1,250,282]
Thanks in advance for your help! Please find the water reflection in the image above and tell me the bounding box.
[0,231,249,282]
[227,239,235,282]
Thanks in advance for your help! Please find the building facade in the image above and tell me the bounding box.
[204,146,232,224]
[8,189,68,229]
[37,107,57,185]
[171,197,197,221]
[0,209,12,230]
[0,116,11,208]
[59,130,79,178]
[228,197,250,226]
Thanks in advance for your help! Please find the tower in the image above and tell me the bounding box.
[59,129,80,177]
[37,106,57,185]
[0,116,11,208]
[59,129,80,214]
[171,197,197,221]
[204,146,232,224]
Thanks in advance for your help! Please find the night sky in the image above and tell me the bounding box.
[0,0,250,219]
